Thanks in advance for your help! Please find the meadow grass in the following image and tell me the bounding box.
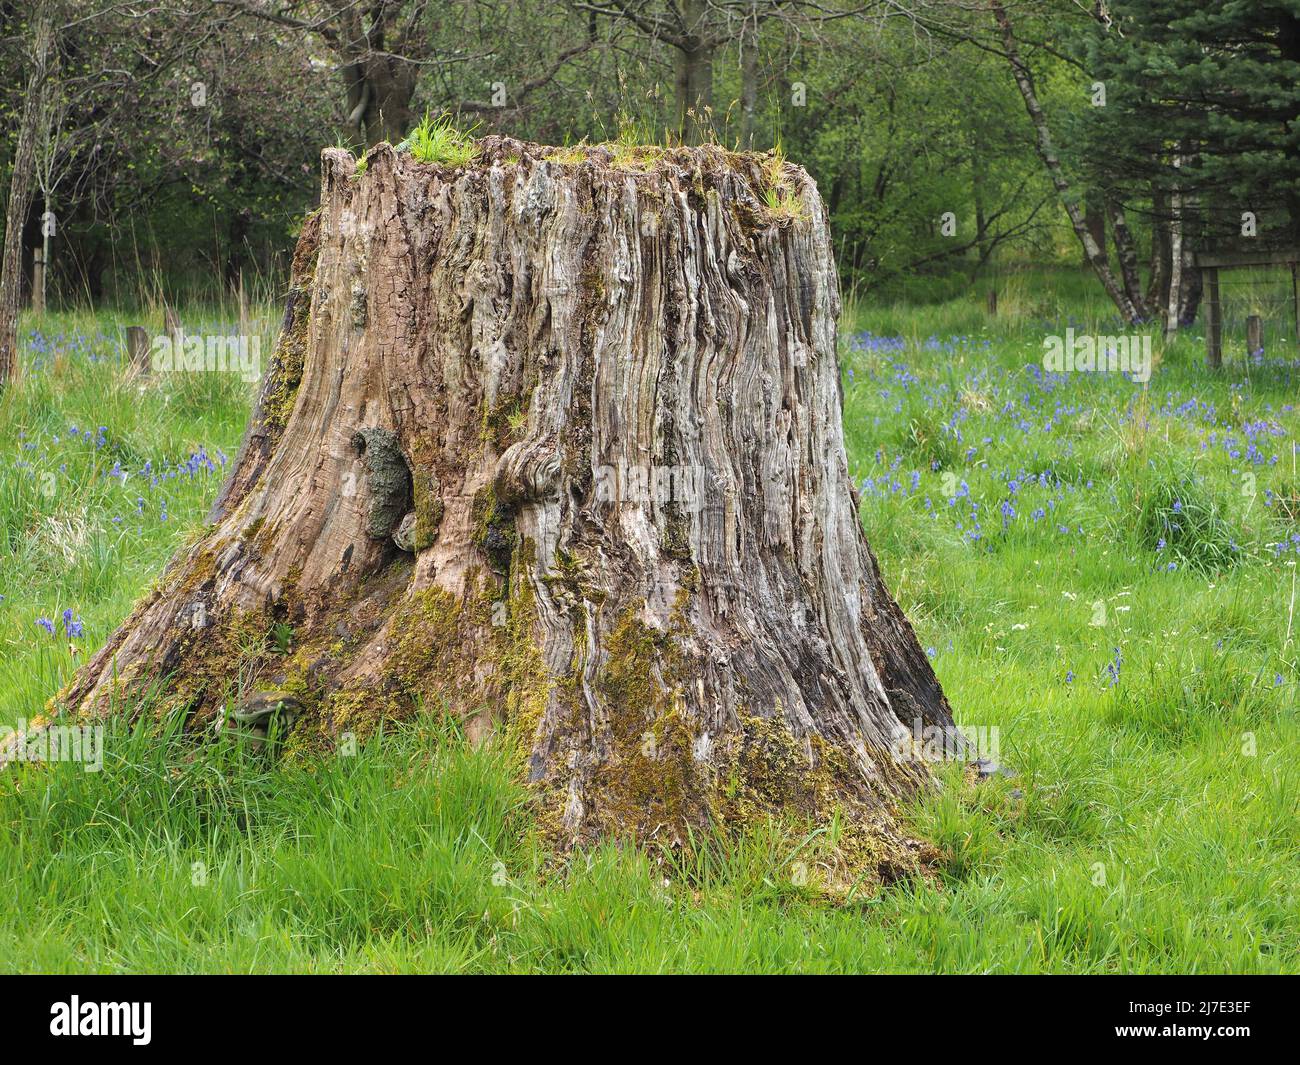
[0,271,1296,973]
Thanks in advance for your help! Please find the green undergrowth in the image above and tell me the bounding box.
[1,273,1297,972]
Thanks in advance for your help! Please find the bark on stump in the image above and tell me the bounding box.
[56,138,959,859]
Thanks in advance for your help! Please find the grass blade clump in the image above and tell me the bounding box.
[404,112,477,167]
[1132,462,1244,574]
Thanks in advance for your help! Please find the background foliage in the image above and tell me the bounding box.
[4,0,1293,310]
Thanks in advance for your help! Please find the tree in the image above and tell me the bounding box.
[0,0,55,386]
[215,0,594,146]
[211,0,431,145]
[1072,0,1300,332]
[576,0,723,141]
[989,0,1144,325]
[2,0,289,310]
[576,0,868,144]
[53,137,960,860]
[779,10,1053,288]
[176,14,338,293]
[30,26,68,316]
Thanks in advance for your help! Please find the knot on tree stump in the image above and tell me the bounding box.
[350,426,411,540]
[392,511,418,553]
[220,691,303,754]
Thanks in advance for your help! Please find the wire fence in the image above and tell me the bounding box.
[1212,265,1298,350]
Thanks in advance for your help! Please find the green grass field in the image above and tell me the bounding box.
[1,267,1296,973]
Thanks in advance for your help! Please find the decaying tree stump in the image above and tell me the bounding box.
[54,137,960,858]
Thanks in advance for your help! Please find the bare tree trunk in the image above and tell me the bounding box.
[0,0,55,386]
[1106,195,1149,320]
[1083,188,1106,269]
[676,48,715,142]
[1177,239,1201,327]
[739,8,759,151]
[676,0,715,143]
[38,198,51,313]
[1166,172,1184,340]
[972,133,992,265]
[991,1,1142,325]
[48,139,959,866]
[343,57,417,147]
[224,206,252,292]
[1146,185,1169,312]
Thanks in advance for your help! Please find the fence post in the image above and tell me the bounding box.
[1246,314,1263,360]
[32,249,45,315]
[125,325,151,377]
[1203,266,1222,369]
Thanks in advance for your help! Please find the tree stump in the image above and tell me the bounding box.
[55,138,959,855]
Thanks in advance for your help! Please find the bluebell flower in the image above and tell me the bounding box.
[1103,647,1122,687]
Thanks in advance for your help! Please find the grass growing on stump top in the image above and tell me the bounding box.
[1,268,1298,973]
[401,111,478,167]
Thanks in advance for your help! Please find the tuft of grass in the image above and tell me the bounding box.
[604,112,667,171]
[1131,461,1245,575]
[404,111,478,167]
[334,132,367,177]
[543,141,589,166]
[760,144,807,222]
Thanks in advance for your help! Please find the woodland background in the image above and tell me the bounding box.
[2,0,1297,320]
